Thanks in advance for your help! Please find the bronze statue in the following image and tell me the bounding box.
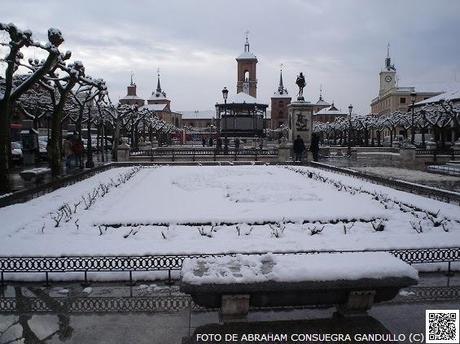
[296,72,306,100]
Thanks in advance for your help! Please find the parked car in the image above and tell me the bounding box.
[38,136,49,160]
[11,141,23,163]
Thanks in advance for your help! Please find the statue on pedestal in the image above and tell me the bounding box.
[296,72,306,101]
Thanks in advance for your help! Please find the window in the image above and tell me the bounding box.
[244,71,249,81]
[400,97,406,104]
[279,101,284,107]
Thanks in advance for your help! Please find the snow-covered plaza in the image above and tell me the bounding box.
[1,165,459,259]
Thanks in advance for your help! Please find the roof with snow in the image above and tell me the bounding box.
[315,103,347,116]
[236,36,257,61]
[227,92,259,104]
[179,110,215,119]
[415,89,460,106]
[120,95,144,101]
[315,98,330,106]
[141,103,167,112]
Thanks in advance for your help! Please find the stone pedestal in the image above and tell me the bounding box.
[220,294,250,322]
[400,146,416,163]
[288,101,314,148]
[336,290,376,316]
[117,138,131,162]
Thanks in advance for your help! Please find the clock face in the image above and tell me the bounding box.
[385,75,392,82]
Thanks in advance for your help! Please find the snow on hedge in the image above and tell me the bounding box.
[0,165,458,257]
[181,252,419,285]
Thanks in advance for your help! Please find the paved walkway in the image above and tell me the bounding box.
[0,273,458,343]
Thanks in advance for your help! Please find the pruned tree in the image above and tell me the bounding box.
[0,23,65,191]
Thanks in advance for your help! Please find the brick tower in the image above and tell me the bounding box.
[236,33,258,98]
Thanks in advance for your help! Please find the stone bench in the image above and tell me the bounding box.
[19,167,51,183]
[180,252,418,321]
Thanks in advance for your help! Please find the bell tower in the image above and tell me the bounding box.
[236,31,258,98]
[379,43,397,95]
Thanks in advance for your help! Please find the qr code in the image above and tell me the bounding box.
[426,310,459,343]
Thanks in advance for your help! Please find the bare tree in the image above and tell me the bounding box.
[0,23,65,191]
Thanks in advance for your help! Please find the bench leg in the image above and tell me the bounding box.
[219,294,250,323]
[336,290,376,317]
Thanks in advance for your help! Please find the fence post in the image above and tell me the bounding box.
[82,270,90,287]
[172,149,175,162]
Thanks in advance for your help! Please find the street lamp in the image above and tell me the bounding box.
[222,87,229,153]
[410,91,417,144]
[348,104,353,156]
[85,106,95,168]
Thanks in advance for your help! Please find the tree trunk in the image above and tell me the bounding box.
[0,100,11,193]
[50,106,63,177]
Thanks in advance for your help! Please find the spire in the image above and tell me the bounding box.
[385,43,396,71]
[244,30,250,52]
[156,68,162,93]
[319,84,323,101]
[130,71,134,85]
[278,64,285,93]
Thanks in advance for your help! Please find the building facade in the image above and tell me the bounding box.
[270,69,291,129]
[370,47,441,116]
[118,72,182,128]
[314,102,347,123]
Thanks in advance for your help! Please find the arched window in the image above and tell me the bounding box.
[244,71,250,82]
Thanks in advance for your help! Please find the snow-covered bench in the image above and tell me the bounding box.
[180,252,418,320]
[19,167,50,183]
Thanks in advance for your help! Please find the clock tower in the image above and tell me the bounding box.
[379,44,396,95]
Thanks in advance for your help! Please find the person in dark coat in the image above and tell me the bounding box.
[209,137,213,147]
[216,137,222,153]
[310,133,320,162]
[202,137,206,147]
[234,137,240,152]
[293,135,305,162]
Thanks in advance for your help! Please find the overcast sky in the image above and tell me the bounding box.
[2,0,460,114]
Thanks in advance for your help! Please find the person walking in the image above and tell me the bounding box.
[216,137,222,153]
[234,137,240,152]
[202,137,206,147]
[72,136,84,169]
[63,135,73,170]
[310,133,320,162]
[293,135,305,162]
[209,137,213,147]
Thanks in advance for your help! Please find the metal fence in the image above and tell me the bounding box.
[1,285,459,313]
[415,148,456,161]
[1,247,458,286]
[130,147,278,162]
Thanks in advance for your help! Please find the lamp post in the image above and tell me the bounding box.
[85,105,95,168]
[347,104,353,156]
[410,91,417,144]
[222,87,229,153]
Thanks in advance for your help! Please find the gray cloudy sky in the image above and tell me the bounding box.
[2,0,460,114]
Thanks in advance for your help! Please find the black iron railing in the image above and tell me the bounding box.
[1,247,458,286]
[130,148,279,161]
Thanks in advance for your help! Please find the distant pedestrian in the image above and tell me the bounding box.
[223,136,229,155]
[72,136,84,169]
[202,137,206,147]
[310,133,320,162]
[63,136,73,169]
[216,137,222,153]
[293,135,305,162]
[209,137,213,147]
[234,137,240,152]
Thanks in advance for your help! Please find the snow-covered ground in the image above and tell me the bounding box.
[352,166,460,183]
[0,165,459,258]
